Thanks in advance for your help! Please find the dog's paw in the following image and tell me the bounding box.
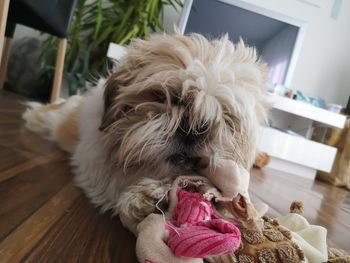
[116,178,171,233]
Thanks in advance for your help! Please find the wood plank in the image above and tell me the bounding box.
[21,196,138,263]
[0,151,66,182]
[0,147,35,173]
[0,159,72,240]
[0,183,81,262]
[0,131,62,156]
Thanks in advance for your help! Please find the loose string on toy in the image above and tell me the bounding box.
[155,180,190,237]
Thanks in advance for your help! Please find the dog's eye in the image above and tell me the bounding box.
[151,90,166,103]
[171,96,181,105]
[196,122,209,134]
[122,105,132,113]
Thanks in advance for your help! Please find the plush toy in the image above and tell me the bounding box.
[253,152,271,169]
[136,174,307,263]
[206,215,305,263]
[135,175,267,263]
[135,158,306,263]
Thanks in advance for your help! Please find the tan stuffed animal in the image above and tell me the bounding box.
[207,202,305,263]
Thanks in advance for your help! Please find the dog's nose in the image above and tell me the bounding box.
[193,156,210,169]
[167,153,190,166]
[167,154,209,170]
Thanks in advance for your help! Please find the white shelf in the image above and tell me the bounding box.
[258,127,337,173]
[268,94,346,129]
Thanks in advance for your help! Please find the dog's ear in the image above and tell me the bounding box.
[99,73,120,131]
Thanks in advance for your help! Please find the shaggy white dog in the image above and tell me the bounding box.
[23,33,268,234]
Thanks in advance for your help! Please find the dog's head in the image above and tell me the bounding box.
[99,33,268,178]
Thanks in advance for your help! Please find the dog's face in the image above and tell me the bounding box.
[99,34,268,178]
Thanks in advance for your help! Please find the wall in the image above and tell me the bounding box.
[164,0,350,106]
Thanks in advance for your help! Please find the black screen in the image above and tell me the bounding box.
[184,0,300,85]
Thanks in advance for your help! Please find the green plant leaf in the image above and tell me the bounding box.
[40,0,182,93]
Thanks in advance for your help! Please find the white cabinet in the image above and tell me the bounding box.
[258,94,346,180]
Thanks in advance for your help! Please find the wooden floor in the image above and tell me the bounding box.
[0,90,349,262]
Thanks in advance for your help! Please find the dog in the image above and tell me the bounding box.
[23,33,269,234]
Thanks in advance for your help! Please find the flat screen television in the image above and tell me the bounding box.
[178,0,306,87]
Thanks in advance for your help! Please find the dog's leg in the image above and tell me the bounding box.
[117,178,171,235]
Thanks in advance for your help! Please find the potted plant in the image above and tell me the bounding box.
[40,0,182,96]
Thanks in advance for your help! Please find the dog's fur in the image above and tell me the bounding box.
[23,33,268,233]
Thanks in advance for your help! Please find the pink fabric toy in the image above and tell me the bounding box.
[136,176,245,263]
[166,189,241,258]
